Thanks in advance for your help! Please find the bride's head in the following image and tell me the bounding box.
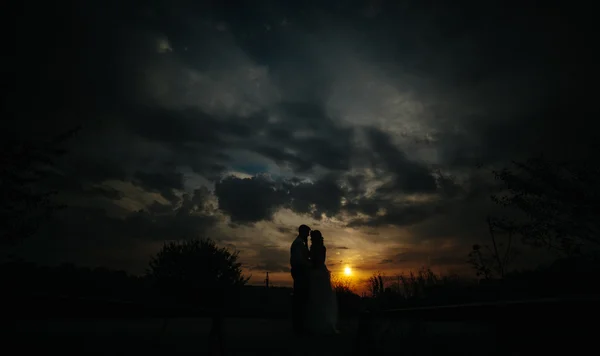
[310,230,324,245]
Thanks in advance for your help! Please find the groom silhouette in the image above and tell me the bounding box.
[290,224,311,334]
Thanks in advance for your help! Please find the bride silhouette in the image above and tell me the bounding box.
[304,230,339,334]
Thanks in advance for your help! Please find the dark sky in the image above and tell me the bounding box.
[4,0,598,285]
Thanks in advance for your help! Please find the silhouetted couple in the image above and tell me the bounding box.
[290,224,339,335]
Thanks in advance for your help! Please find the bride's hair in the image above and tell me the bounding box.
[310,230,324,245]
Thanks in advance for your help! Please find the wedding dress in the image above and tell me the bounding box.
[305,243,339,334]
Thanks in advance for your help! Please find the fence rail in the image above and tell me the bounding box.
[6,294,289,319]
[8,294,600,355]
[7,294,230,354]
[355,296,600,355]
[7,294,214,318]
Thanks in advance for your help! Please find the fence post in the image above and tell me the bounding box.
[208,313,224,355]
[154,317,169,348]
[355,311,376,355]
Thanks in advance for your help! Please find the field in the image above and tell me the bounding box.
[7,317,510,355]
[8,317,360,355]
[7,297,595,356]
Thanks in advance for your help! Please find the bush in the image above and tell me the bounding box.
[146,238,250,308]
[331,274,362,316]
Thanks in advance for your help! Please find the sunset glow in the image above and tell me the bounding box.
[13,1,583,306]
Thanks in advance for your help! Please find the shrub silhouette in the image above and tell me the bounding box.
[147,238,250,308]
[331,274,361,316]
[367,271,389,299]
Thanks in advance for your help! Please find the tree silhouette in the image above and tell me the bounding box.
[0,127,79,246]
[490,155,600,256]
[147,238,250,308]
[467,244,494,280]
[467,217,519,279]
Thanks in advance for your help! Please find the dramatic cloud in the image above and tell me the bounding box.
[215,175,287,224]
[6,0,597,287]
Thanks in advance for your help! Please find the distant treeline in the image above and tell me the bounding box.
[0,259,362,316]
[1,260,292,313]
[3,255,600,317]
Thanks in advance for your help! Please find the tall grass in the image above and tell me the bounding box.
[365,267,471,309]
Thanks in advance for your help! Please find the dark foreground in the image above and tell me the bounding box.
[7,317,358,355]
[7,316,592,355]
[5,297,598,355]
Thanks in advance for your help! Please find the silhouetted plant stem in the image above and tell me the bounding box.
[487,216,505,278]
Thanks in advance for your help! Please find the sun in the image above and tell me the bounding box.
[344,266,352,276]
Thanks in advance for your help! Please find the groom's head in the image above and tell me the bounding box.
[298,224,311,239]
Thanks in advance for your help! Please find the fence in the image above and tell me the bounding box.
[7,293,308,354]
[8,294,600,355]
[354,296,600,355]
[6,294,288,355]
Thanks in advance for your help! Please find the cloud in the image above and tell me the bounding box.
[251,245,291,273]
[215,175,288,224]
[287,175,346,220]
[13,188,220,273]
[213,174,347,224]
[132,171,185,203]
[83,185,125,201]
[6,0,597,281]
[364,127,437,194]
